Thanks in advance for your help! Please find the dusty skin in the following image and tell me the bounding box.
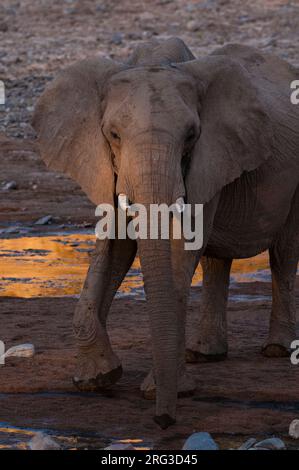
[0,0,299,449]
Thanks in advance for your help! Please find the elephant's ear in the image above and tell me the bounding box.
[32,58,125,206]
[178,57,274,205]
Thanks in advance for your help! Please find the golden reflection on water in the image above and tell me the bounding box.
[0,423,150,449]
[0,234,272,298]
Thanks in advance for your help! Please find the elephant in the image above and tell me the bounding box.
[32,37,299,429]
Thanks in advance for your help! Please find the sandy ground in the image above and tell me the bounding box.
[1,287,299,450]
[0,0,299,450]
[0,135,94,227]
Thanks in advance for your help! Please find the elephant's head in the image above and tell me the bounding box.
[32,46,273,427]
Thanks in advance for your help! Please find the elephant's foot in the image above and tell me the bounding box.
[141,369,196,400]
[186,337,228,363]
[261,343,290,358]
[154,414,176,430]
[73,346,122,392]
[261,329,295,358]
[185,348,227,363]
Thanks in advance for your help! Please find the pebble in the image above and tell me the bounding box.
[34,215,53,225]
[95,4,107,13]
[4,343,35,359]
[186,20,201,32]
[111,33,123,45]
[182,432,219,450]
[29,432,61,450]
[253,437,286,450]
[289,420,299,439]
[238,438,257,450]
[127,32,142,40]
[2,180,18,190]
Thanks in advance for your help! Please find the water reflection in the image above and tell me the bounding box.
[0,422,150,450]
[0,234,294,299]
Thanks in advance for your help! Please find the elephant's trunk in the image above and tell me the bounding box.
[116,132,185,428]
[138,235,179,428]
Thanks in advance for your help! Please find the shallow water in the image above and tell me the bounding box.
[0,422,151,450]
[0,232,295,299]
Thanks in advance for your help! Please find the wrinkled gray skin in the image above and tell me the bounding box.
[33,38,299,429]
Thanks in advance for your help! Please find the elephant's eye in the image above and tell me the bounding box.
[185,127,196,144]
[110,130,120,141]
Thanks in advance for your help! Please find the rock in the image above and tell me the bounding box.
[95,4,107,13]
[186,20,201,32]
[29,432,61,450]
[182,432,219,450]
[105,443,135,450]
[238,438,257,450]
[142,31,154,39]
[4,343,35,359]
[3,180,18,190]
[34,215,53,225]
[3,226,20,234]
[289,420,299,439]
[248,447,268,451]
[254,438,286,450]
[0,22,8,33]
[111,33,123,45]
[63,7,77,15]
[127,32,142,40]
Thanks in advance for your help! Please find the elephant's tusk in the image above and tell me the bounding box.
[118,193,131,211]
[175,197,185,213]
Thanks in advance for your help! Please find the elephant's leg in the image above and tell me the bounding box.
[261,247,297,357]
[141,242,199,400]
[73,236,137,391]
[262,187,299,358]
[262,248,298,357]
[186,256,232,363]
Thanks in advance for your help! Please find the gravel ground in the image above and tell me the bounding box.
[1,0,299,139]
